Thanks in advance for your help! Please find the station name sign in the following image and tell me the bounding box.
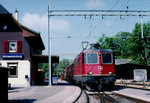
[2,54,23,59]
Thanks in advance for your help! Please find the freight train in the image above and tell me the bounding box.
[63,48,115,90]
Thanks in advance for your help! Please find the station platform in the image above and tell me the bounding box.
[113,88,150,103]
[8,79,150,103]
[114,79,150,103]
[8,80,81,103]
[115,79,150,90]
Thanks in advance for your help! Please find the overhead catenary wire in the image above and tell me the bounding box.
[86,0,121,37]
[85,0,121,41]
[49,4,150,60]
[49,9,150,40]
[49,35,100,39]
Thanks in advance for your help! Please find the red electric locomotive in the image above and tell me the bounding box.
[64,48,115,90]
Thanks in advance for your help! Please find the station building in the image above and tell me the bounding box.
[0,4,59,87]
[115,59,150,81]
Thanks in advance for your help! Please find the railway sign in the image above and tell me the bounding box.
[2,54,23,59]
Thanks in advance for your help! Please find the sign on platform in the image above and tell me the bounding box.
[134,69,147,81]
[52,76,58,84]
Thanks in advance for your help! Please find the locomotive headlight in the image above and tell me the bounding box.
[88,72,93,75]
[109,72,113,75]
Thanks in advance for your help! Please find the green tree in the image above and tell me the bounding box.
[96,22,150,65]
[38,63,49,77]
[38,59,71,78]
[97,34,117,49]
[96,32,131,59]
[57,59,70,70]
[130,22,150,64]
[57,58,70,77]
[114,32,132,58]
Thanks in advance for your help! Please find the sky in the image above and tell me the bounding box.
[1,0,150,60]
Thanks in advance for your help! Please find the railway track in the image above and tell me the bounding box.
[75,84,150,103]
[75,83,150,103]
[84,90,146,103]
[84,90,119,103]
[75,82,150,103]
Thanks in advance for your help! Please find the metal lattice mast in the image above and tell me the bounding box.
[49,10,150,16]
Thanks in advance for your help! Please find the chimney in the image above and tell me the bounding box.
[14,9,19,21]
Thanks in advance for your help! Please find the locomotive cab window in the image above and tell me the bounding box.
[87,53,98,64]
[102,53,113,64]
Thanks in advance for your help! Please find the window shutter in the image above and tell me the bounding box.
[4,41,9,53]
[17,40,22,53]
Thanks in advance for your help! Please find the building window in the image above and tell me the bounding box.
[2,25,7,31]
[4,40,22,53]
[0,24,8,31]
[9,41,17,53]
[8,63,18,78]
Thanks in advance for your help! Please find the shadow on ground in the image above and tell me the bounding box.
[56,82,73,86]
[9,87,24,90]
[9,99,36,103]
[8,90,20,93]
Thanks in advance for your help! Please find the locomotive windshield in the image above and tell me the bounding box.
[87,53,98,64]
[102,53,113,64]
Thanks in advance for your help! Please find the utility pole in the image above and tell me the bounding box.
[48,5,52,86]
[140,16,144,39]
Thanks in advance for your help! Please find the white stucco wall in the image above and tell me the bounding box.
[0,60,30,87]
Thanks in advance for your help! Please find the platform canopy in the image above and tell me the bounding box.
[31,54,59,64]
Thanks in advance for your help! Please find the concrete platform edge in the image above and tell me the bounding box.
[116,84,150,91]
[113,91,150,103]
[62,86,82,103]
